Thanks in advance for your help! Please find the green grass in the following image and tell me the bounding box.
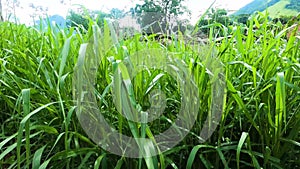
[263,0,299,18]
[0,12,300,169]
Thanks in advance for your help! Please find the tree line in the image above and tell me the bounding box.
[0,0,299,39]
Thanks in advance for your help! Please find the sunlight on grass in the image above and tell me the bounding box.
[0,10,300,169]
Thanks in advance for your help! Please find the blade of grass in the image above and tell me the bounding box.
[17,101,57,168]
[32,145,47,169]
[94,153,106,169]
[237,132,248,169]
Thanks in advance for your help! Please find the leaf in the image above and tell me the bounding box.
[33,145,47,169]
[145,73,165,95]
[237,132,248,169]
[94,153,106,169]
[186,145,215,169]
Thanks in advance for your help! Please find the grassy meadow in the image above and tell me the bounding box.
[264,0,299,18]
[0,12,300,169]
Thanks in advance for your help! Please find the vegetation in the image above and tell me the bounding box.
[0,6,300,169]
[286,0,300,12]
[234,0,300,18]
[234,0,280,15]
[131,0,190,34]
[0,0,3,21]
[263,0,299,18]
[67,10,109,31]
[196,8,232,37]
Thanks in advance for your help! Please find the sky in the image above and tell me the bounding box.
[2,0,254,25]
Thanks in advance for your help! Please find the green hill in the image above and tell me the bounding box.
[265,0,298,18]
[234,0,300,18]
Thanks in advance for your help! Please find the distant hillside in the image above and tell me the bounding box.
[266,0,299,18]
[234,0,300,18]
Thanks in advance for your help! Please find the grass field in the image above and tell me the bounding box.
[0,12,300,169]
[263,0,299,18]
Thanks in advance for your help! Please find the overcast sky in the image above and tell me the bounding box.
[2,0,254,25]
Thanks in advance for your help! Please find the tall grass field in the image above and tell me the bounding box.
[0,12,300,168]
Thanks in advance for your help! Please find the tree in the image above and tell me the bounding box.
[132,0,190,34]
[0,0,3,21]
[109,8,125,20]
[235,14,251,25]
[66,9,108,31]
[207,8,231,26]
[197,8,232,37]
[1,0,68,23]
[67,10,90,30]
[2,0,21,22]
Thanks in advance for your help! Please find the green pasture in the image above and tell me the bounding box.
[0,12,299,168]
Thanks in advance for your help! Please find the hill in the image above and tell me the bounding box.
[234,0,300,18]
[265,0,299,18]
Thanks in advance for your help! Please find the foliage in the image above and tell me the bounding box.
[0,0,3,21]
[0,11,300,169]
[132,0,190,34]
[67,10,89,30]
[66,8,127,34]
[109,8,125,19]
[263,0,299,19]
[233,14,251,25]
[286,0,300,12]
[66,9,108,31]
[234,0,300,19]
[197,8,232,37]
[234,0,282,15]
[273,15,295,24]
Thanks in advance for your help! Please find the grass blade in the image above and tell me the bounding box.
[32,145,47,169]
